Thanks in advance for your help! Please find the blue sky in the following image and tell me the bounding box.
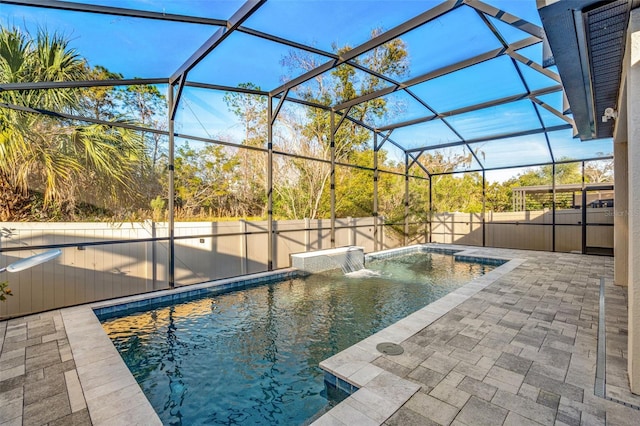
[0,0,612,181]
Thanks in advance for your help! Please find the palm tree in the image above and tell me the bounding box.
[0,26,146,220]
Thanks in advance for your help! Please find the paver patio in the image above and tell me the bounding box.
[1,245,639,425]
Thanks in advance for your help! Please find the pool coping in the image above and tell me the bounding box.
[60,244,516,425]
[61,305,160,425]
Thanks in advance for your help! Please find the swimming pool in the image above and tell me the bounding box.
[98,251,496,425]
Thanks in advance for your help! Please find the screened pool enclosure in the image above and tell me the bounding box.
[0,0,617,317]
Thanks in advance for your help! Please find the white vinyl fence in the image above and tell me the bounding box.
[1,209,611,318]
[0,218,401,318]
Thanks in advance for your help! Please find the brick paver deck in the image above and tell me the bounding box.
[1,246,639,425]
[379,249,640,426]
[0,310,90,425]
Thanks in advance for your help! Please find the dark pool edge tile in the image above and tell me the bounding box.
[92,268,299,318]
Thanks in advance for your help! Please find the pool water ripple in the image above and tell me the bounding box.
[100,252,493,425]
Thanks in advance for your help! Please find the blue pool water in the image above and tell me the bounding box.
[99,252,495,425]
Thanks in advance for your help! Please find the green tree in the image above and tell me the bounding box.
[485,181,511,212]
[119,84,167,169]
[82,70,168,217]
[272,28,409,219]
[499,161,582,210]
[117,83,168,213]
[79,65,123,120]
[405,149,482,216]
[173,143,240,217]
[0,26,84,219]
[335,151,376,217]
[0,26,147,220]
[223,83,267,218]
[585,159,613,183]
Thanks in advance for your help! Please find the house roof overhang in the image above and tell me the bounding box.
[538,0,639,140]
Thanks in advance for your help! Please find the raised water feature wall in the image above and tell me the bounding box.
[290,246,365,274]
